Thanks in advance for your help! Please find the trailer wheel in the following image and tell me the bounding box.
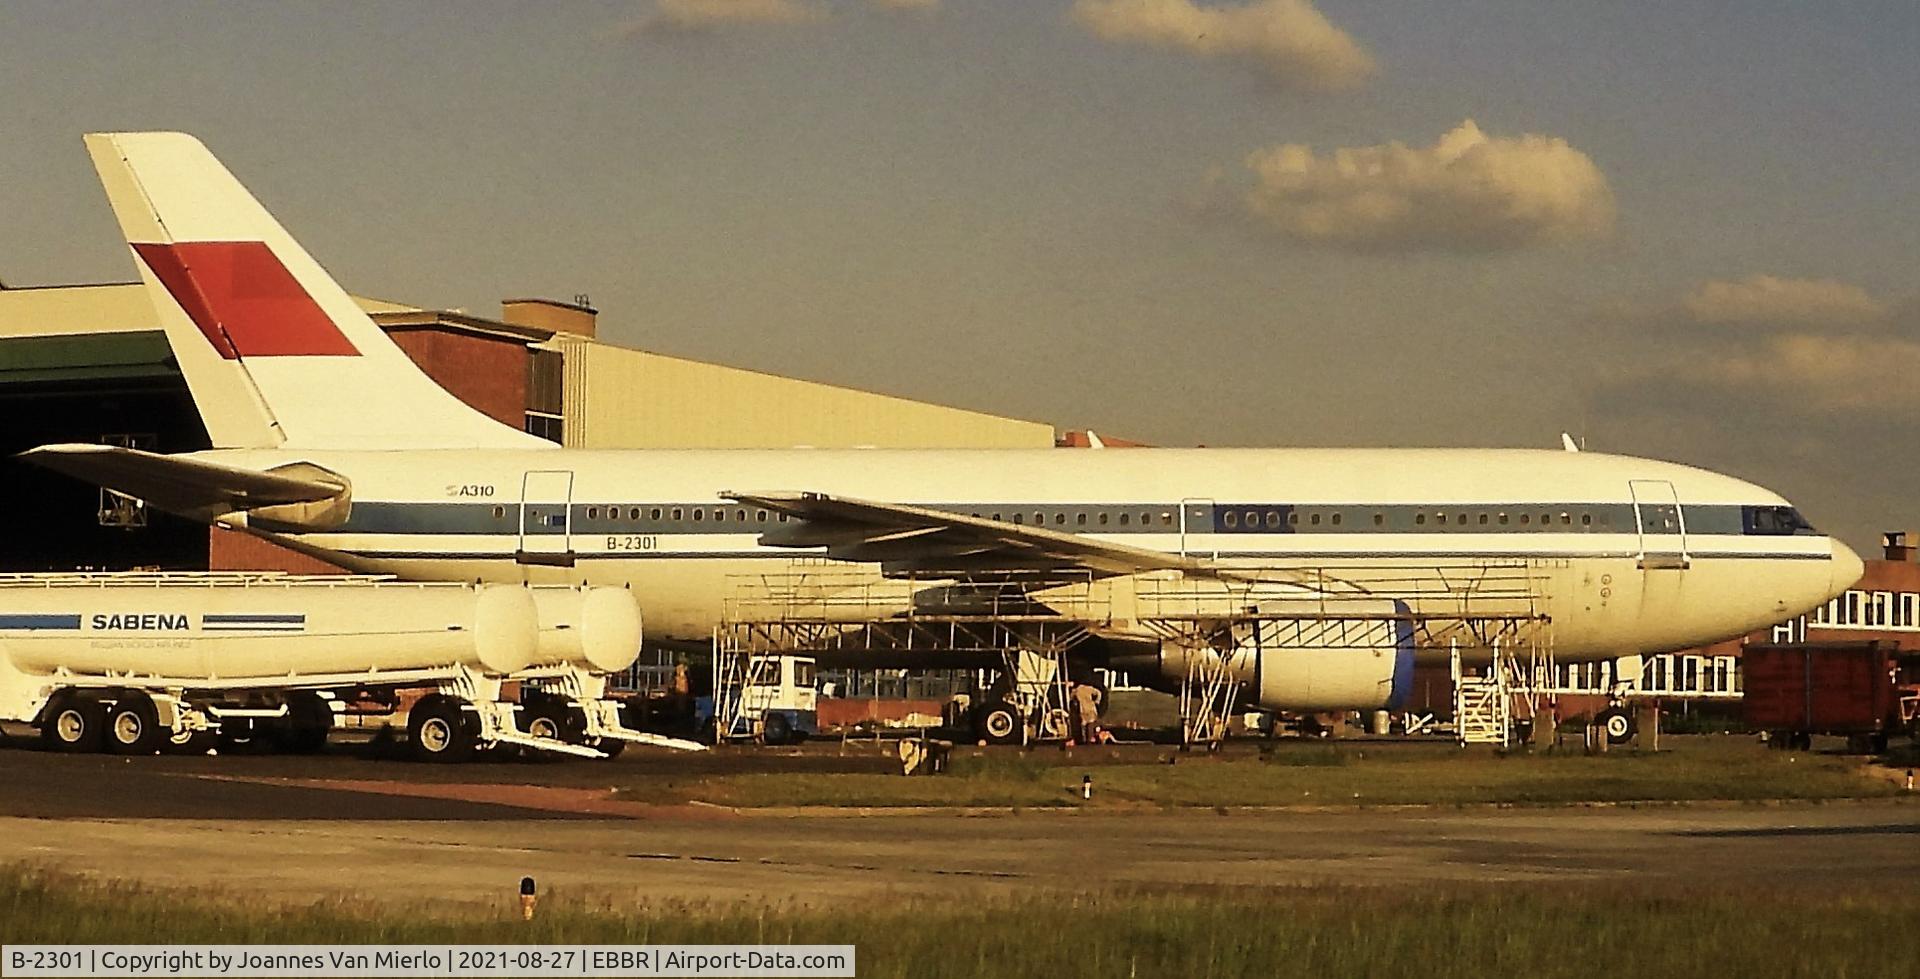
[218,718,263,754]
[409,695,476,763]
[978,701,1023,745]
[273,692,333,755]
[1596,707,1636,745]
[522,697,587,745]
[105,693,163,755]
[42,691,105,753]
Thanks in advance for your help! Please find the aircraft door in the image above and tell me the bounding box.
[1628,479,1689,570]
[1180,499,1216,559]
[518,470,576,567]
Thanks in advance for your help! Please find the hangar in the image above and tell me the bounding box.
[0,281,1056,573]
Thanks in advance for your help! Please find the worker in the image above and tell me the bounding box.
[1070,680,1103,746]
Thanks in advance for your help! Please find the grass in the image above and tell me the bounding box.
[619,736,1905,809]
[2,865,1912,978]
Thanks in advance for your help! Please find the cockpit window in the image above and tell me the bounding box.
[1744,505,1815,535]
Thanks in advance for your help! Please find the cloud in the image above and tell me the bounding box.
[1605,277,1913,412]
[1217,119,1615,253]
[1681,275,1890,332]
[629,0,826,36]
[1585,277,1918,547]
[1071,0,1375,92]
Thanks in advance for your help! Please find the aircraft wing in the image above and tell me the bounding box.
[18,444,347,523]
[726,491,1266,583]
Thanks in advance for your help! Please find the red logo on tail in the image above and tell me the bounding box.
[132,242,360,358]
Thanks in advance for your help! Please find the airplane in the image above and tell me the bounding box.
[19,132,1863,720]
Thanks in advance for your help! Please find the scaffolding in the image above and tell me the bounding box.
[712,559,1559,748]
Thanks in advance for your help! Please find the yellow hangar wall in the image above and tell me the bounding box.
[2,283,1057,451]
[542,333,1056,450]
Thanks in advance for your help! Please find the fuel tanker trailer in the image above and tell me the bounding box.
[0,573,690,760]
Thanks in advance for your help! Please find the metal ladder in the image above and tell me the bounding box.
[1451,641,1511,746]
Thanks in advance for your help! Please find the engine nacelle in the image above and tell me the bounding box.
[1109,600,1415,712]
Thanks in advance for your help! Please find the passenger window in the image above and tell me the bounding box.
[737,509,747,522]
[587,507,599,520]
[1077,513,1087,526]
[1288,512,1299,526]
[1457,514,1467,525]
[1013,513,1025,525]
[1561,513,1571,525]
[1478,514,1489,525]
[693,509,704,522]
[1224,512,1239,529]
[1162,513,1174,526]
[1581,513,1592,526]
[714,509,725,522]
[1519,514,1530,525]
[1310,513,1321,526]
[492,506,505,519]
[629,507,641,520]
[1266,511,1282,529]
[1416,514,1427,526]
[1140,512,1152,526]
[1055,513,1066,525]
[1099,513,1109,526]
[1119,513,1130,526]
[1330,513,1341,526]
[672,508,683,520]
[1373,513,1384,526]
[650,507,662,520]
[1035,512,1046,525]
[779,513,790,522]
[1499,513,1509,525]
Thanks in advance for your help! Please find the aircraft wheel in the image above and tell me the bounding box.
[978,701,1023,745]
[409,695,476,763]
[591,738,627,759]
[42,691,105,754]
[1596,707,1636,745]
[105,693,164,755]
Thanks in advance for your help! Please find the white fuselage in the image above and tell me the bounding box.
[196,446,1862,662]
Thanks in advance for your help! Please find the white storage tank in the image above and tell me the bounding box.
[0,574,538,682]
[527,585,643,674]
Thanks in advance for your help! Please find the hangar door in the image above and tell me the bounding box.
[518,470,575,567]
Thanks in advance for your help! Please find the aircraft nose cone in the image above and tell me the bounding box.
[1830,539,1865,595]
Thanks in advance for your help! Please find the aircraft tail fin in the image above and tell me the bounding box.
[83,132,550,451]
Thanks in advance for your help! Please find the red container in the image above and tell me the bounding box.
[1743,641,1914,750]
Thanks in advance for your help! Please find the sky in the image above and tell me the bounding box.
[2,1,1917,549]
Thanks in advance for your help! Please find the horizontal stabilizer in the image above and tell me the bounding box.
[19,444,349,525]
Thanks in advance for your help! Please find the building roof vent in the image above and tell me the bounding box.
[1882,531,1915,562]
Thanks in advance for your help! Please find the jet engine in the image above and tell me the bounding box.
[1106,599,1414,712]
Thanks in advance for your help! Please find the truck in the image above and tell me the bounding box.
[0,573,703,761]
[709,653,819,746]
[1742,641,1920,753]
